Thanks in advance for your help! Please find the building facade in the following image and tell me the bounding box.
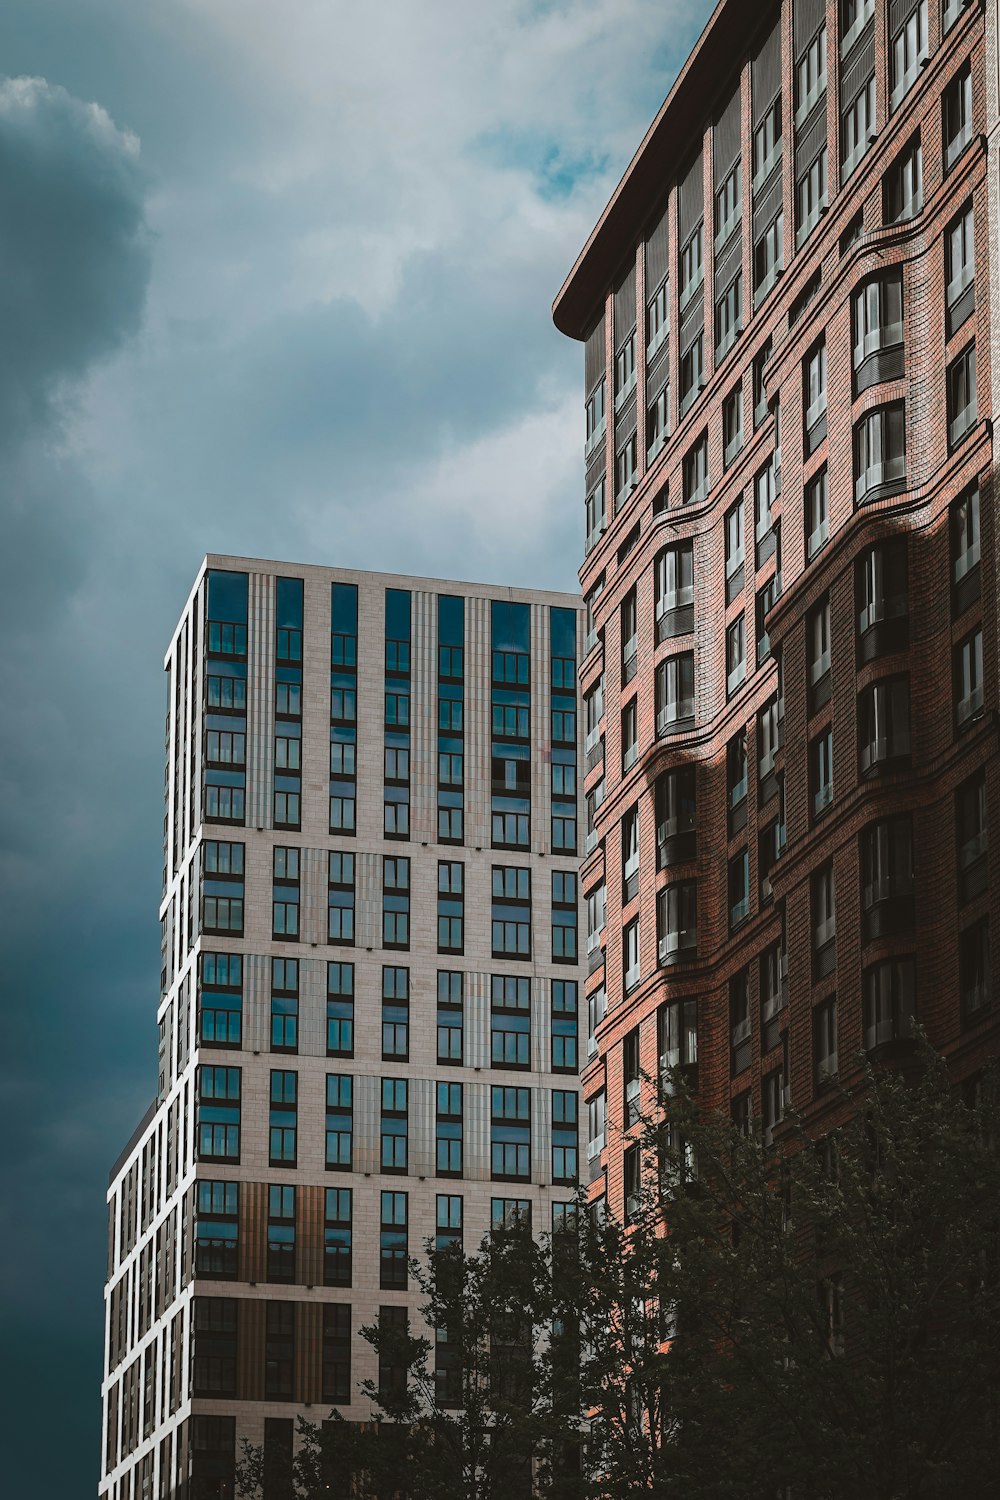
[101,558,583,1500]
[554,0,1000,1226]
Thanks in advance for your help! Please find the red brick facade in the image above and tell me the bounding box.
[556,0,1000,1221]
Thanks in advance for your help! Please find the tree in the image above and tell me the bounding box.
[236,1210,587,1499]
[580,1047,1000,1500]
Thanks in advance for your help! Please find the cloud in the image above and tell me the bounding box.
[0,76,148,427]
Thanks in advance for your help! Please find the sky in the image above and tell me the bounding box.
[0,1,713,1491]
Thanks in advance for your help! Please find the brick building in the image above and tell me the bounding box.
[100,558,583,1499]
[553,0,1000,1226]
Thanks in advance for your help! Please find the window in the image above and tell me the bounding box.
[658,998,698,1090]
[491,1086,531,1181]
[620,590,638,688]
[796,24,827,123]
[201,840,245,936]
[841,0,875,51]
[956,770,988,904]
[811,728,834,820]
[856,538,909,660]
[437,861,464,954]
[728,848,749,930]
[755,457,777,565]
[380,1191,408,1289]
[623,917,640,993]
[656,652,695,733]
[327,962,354,1058]
[324,1188,352,1287]
[377,1306,408,1401]
[552,872,578,964]
[753,96,782,187]
[805,467,829,560]
[492,866,531,959]
[761,934,787,1051]
[715,273,742,359]
[796,148,828,244]
[585,375,606,458]
[325,1074,353,1170]
[890,1,927,108]
[328,851,355,945]
[812,863,836,980]
[615,328,637,412]
[840,207,865,253]
[943,63,973,170]
[883,136,922,224]
[859,676,911,775]
[759,694,782,787]
[193,1298,238,1397]
[657,881,697,964]
[753,338,773,429]
[647,278,669,359]
[381,1078,408,1173]
[861,815,914,938]
[622,1142,642,1223]
[437,970,464,1065]
[944,0,970,32]
[727,729,748,834]
[762,1051,788,1145]
[864,958,916,1049]
[552,1091,578,1184]
[615,432,638,508]
[725,501,744,604]
[270,957,298,1054]
[952,485,981,612]
[948,343,977,449]
[683,432,709,504]
[679,333,705,415]
[715,160,741,246]
[854,403,906,504]
[842,75,875,179]
[622,806,640,903]
[552,980,578,1073]
[726,614,746,697]
[198,1066,241,1162]
[265,1301,295,1401]
[199,953,243,1049]
[647,386,670,463]
[383,856,410,949]
[585,476,607,554]
[730,971,751,1076]
[756,578,776,666]
[655,542,694,640]
[808,597,832,712]
[803,339,827,448]
[322,1305,351,1404]
[946,201,975,337]
[961,918,991,1022]
[436,1193,463,1252]
[269,1071,297,1167]
[587,881,606,966]
[723,384,743,467]
[195,1181,239,1279]
[381,966,409,1062]
[679,222,704,306]
[271,847,299,940]
[656,764,696,866]
[753,211,784,300]
[492,975,530,1068]
[813,997,838,1088]
[436,1082,463,1177]
[954,628,984,729]
[586,983,607,1061]
[266,1185,296,1284]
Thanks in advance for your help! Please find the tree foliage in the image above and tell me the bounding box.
[238,1050,1000,1499]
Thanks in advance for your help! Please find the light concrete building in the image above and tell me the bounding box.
[100,556,583,1500]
